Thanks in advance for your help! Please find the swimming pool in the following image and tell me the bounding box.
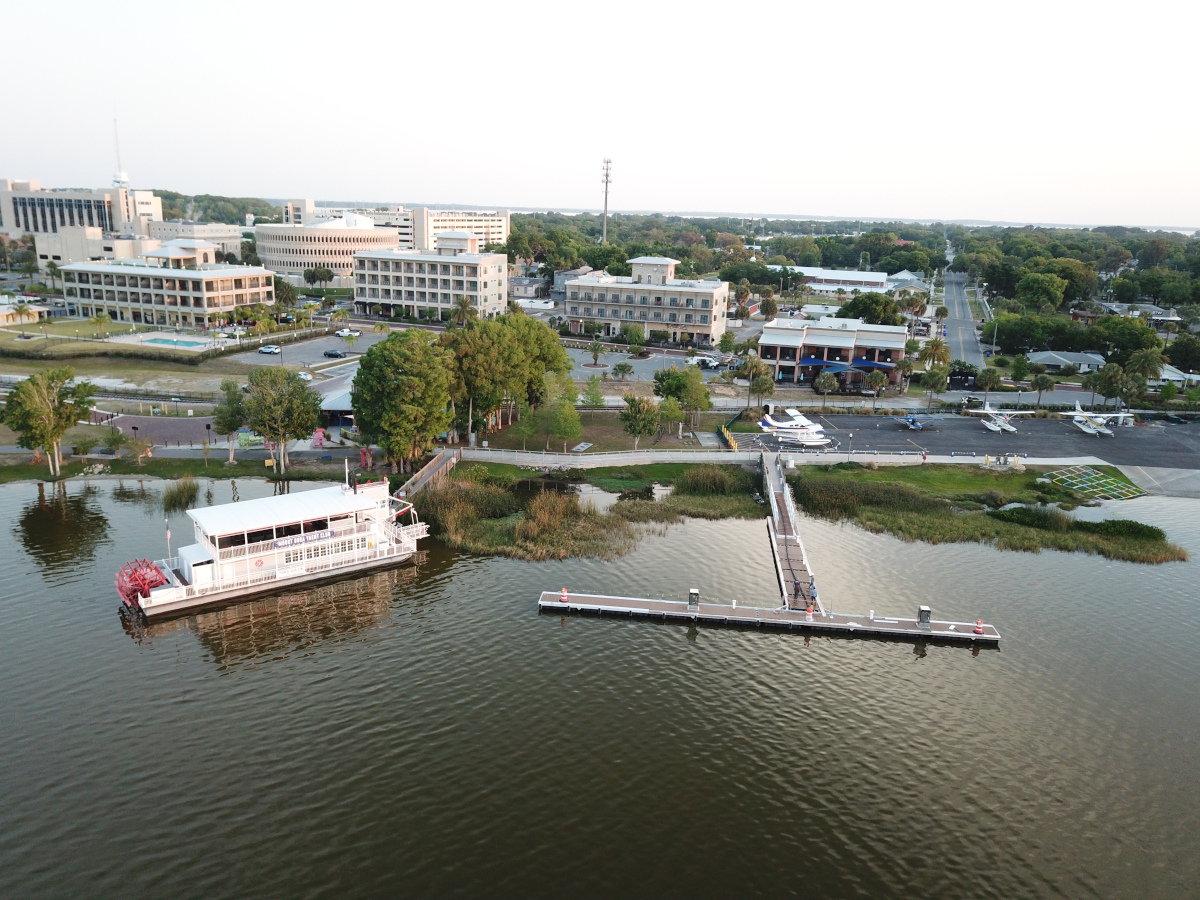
[144,338,205,347]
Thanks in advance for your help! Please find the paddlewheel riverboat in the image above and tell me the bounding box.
[116,479,427,619]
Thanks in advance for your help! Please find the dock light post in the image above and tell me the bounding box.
[847,432,853,461]
[173,398,180,416]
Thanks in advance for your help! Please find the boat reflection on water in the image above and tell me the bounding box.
[126,552,429,666]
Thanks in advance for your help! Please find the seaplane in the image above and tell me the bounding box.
[1071,402,1134,436]
[887,414,943,431]
[970,403,1035,433]
[760,408,826,435]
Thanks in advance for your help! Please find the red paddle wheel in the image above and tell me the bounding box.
[115,559,168,610]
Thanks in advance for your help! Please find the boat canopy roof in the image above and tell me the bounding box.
[187,484,381,537]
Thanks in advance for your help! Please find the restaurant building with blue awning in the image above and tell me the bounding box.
[756,317,907,387]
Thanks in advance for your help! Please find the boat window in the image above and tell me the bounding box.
[277,522,302,537]
[247,528,275,544]
[217,533,246,549]
[329,514,351,524]
[303,518,329,533]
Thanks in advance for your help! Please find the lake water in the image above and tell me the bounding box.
[1,477,1197,899]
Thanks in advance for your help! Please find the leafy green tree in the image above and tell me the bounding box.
[212,378,247,463]
[550,397,582,452]
[244,367,321,474]
[104,430,129,460]
[718,331,736,354]
[1158,381,1178,403]
[1,367,96,476]
[679,365,711,428]
[814,371,838,409]
[904,338,920,356]
[612,362,634,381]
[620,395,659,449]
[836,291,903,326]
[974,367,1002,406]
[1015,273,1068,311]
[1031,373,1056,407]
[582,374,605,416]
[1010,354,1031,382]
[352,330,454,472]
[760,295,778,319]
[508,399,538,450]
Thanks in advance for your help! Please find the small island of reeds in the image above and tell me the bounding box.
[787,463,1187,564]
[414,463,765,560]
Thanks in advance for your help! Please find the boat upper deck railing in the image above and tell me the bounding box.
[217,520,375,561]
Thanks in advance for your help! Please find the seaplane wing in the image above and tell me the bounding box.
[972,403,1036,417]
[887,415,943,431]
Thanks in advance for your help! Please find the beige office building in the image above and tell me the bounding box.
[256,212,400,278]
[563,257,729,347]
[35,227,160,271]
[61,240,275,328]
[2,178,162,239]
[353,232,507,320]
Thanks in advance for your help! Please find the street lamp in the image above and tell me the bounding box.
[848,432,853,461]
[172,397,180,416]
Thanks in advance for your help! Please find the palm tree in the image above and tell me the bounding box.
[742,355,769,408]
[612,362,634,381]
[975,367,1002,407]
[1080,371,1100,409]
[1031,373,1056,408]
[372,322,389,335]
[1164,321,1179,343]
[924,366,948,409]
[918,337,951,370]
[89,311,112,339]
[1125,347,1169,383]
[329,308,350,332]
[12,301,32,337]
[814,371,838,410]
[935,305,949,324]
[865,370,888,409]
[896,358,916,392]
[586,340,607,366]
[45,261,61,294]
[451,296,477,327]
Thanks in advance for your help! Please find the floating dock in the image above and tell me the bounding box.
[538,451,1001,645]
[538,591,1000,645]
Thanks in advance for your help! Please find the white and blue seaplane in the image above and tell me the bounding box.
[970,403,1035,433]
[886,414,943,431]
[759,408,832,446]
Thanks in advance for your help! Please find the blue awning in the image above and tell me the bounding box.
[852,358,895,369]
[822,363,868,375]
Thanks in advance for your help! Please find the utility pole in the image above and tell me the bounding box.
[601,158,612,243]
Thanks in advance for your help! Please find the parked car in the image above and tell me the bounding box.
[334,328,362,338]
[323,348,348,359]
[258,345,282,354]
[296,371,313,381]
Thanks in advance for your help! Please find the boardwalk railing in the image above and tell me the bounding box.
[458,447,760,468]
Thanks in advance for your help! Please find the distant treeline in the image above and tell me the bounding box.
[154,191,279,224]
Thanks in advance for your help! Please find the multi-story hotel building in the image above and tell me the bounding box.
[60,240,275,328]
[255,212,400,280]
[562,256,729,346]
[412,206,509,250]
[756,316,907,386]
[1,178,162,239]
[764,264,888,296]
[352,232,507,320]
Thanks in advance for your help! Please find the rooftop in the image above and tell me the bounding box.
[355,247,505,262]
[565,272,723,290]
[188,484,379,537]
[628,256,680,265]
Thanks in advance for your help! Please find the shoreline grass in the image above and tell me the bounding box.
[788,463,1186,564]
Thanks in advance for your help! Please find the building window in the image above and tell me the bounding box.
[702,298,711,308]
[684,314,694,323]
[701,314,709,324]
[653,311,662,320]
[668,312,678,323]
[570,291,579,300]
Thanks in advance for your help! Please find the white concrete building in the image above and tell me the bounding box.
[353,232,507,320]
[34,227,160,271]
[1,178,162,238]
[412,207,509,250]
[313,206,415,248]
[149,221,243,256]
[256,212,400,280]
[765,264,888,295]
[60,239,276,328]
[563,256,729,346]
[281,199,315,224]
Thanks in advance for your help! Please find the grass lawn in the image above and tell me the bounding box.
[0,422,112,448]
[484,410,706,453]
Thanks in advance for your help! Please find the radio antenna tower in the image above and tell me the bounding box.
[112,118,129,188]
[601,158,612,243]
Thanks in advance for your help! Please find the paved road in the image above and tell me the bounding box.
[754,414,1200,469]
[225,331,387,369]
[942,273,985,368]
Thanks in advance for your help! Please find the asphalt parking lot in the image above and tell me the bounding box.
[226,331,390,369]
[751,414,1200,469]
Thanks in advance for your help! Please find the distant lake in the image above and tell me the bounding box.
[0,477,1196,899]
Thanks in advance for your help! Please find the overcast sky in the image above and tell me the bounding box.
[5,0,1197,228]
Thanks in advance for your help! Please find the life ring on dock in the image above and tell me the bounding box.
[255,559,263,568]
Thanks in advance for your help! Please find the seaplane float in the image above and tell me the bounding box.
[965,403,1036,433]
